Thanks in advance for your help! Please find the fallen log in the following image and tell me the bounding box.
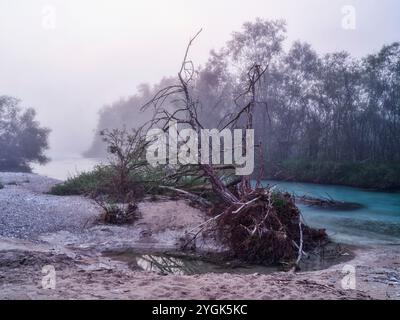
[296,195,364,211]
[159,186,212,208]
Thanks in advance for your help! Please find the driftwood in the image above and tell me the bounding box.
[296,195,364,211]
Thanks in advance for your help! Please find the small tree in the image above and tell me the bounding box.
[87,128,149,224]
[99,127,149,200]
[0,96,50,171]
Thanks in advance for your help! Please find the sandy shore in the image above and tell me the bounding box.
[0,172,399,300]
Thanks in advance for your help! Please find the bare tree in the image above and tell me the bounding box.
[143,30,239,205]
[142,31,326,267]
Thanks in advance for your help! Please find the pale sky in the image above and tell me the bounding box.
[0,0,399,156]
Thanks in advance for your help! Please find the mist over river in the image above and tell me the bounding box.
[33,155,101,181]
[33,157,400,247]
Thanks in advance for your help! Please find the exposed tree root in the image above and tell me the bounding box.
[183,189,327,267]
[214,189,327,266]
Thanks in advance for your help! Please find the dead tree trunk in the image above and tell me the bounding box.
[142,31,327,266]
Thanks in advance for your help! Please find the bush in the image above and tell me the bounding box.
[50,166,114,196]
[51,128,168,224]
[97,201,140,225]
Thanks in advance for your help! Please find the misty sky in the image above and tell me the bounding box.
[1,0,399,157]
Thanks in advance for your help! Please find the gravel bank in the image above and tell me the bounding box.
[0,172,99,239]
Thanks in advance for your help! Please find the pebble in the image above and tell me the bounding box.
[0,172,100,239]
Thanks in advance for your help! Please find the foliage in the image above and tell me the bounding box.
[98,128,149,201]
[85,19,400,189]
[0,96,50,172]
[269,160,400,190]
[49,165,113,196]
[96,200,139,225]
[52,128,150,224]
[50,162,216,198]
[197,25,400,167]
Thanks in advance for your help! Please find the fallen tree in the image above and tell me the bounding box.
[296,195,364,211]
[141,31,327,268]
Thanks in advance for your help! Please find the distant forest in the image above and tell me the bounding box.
[85,19,400,189]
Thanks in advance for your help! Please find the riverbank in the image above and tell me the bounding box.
[266,160,400,191]
[0,172,399,300]
[2,238,400,299]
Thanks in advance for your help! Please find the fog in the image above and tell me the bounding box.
[1,0,399,157]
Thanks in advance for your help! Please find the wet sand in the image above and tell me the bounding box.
[1,241,399,300]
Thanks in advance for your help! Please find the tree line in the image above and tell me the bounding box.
[86,19,400,188]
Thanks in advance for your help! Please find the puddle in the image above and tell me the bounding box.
[103,244,353,275]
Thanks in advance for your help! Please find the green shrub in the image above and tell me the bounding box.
[50,165,113,196]
[49,163,172,198]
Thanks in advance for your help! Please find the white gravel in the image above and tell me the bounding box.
[0,172,100,239]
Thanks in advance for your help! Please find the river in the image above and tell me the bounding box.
[261,180,400,246]
[33,157,400,246]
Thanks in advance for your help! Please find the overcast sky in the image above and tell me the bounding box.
[1,0,399,156]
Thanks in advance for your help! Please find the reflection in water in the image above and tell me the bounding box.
[104,246,352,275]
[135,255,203,275]
[105,251,267,275]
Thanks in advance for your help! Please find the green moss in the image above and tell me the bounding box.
[271,193,288,211]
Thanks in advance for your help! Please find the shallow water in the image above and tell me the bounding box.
[104,245,352,275]
[261,180,400,246]
[34,157,400,246]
